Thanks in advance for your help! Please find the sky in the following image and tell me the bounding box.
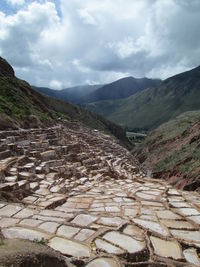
[0,0,200,89]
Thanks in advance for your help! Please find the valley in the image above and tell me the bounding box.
[85,66,200,131]
[0,59,200,266]
[1,0,200,266]
[126,131,147,145]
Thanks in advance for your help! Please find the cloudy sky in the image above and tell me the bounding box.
[0,0,200,89]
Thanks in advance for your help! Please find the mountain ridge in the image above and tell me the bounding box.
[81,76,161,103]
[33,84,103,104]
[86,64,200,130]
[34,76,161,105]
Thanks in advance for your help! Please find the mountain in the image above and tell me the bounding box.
[0,57,131,148]
[82,76,161,103]
[33,84,103,104]
[86,65,200,130]
[34,76,160,105]
[135,110,200,191]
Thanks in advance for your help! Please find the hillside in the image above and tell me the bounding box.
[82,76,160,103]
[34,84,103,104]
[86,65,200,130]
[135,111,200,191]
[0,57,130,148]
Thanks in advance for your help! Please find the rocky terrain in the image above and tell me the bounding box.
[0,121,200,266]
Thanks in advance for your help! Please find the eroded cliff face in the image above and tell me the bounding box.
[0,57,15,77]
[135,111,200,191]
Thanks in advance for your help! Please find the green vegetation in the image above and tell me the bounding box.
[0,76,53,123]
[81,77,160,103]
[135,110,200,190]
[33,238,47,246]
[154,143,200,177]
[1,79,44,117]
[126,131,147,145]
[0,238,4,246]
[35,77,160,105]
[86,66,200,131]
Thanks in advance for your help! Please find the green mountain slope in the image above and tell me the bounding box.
[135,111,200,191]
[0,57,130,148]
[86,65,200,130]
[82,76,160,103]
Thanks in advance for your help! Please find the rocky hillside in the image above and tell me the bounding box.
[135,111,200,191]
[86,65,200,130]
[0,57,130,148]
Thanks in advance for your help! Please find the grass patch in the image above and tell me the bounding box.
[33,238,47,246]
[0,238,4,246]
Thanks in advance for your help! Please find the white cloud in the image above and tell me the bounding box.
[72,59,90,73]
[0,0,200,87]
[107,37,143,59]
[49,79,62,89]
[78,9,97,25]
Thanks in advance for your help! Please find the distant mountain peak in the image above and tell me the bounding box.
[118,76,134,80]
[165,64,200,83]
[82,76,161,103]
[86,64,200,131]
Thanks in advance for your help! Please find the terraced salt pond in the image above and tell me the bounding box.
[0,124,200,266]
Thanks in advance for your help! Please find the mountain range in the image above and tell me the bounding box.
[80,76,160,103]
[35,65,200,132]
[86,65,200,130]
[34,76,160,105]
[33,84,103,104]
